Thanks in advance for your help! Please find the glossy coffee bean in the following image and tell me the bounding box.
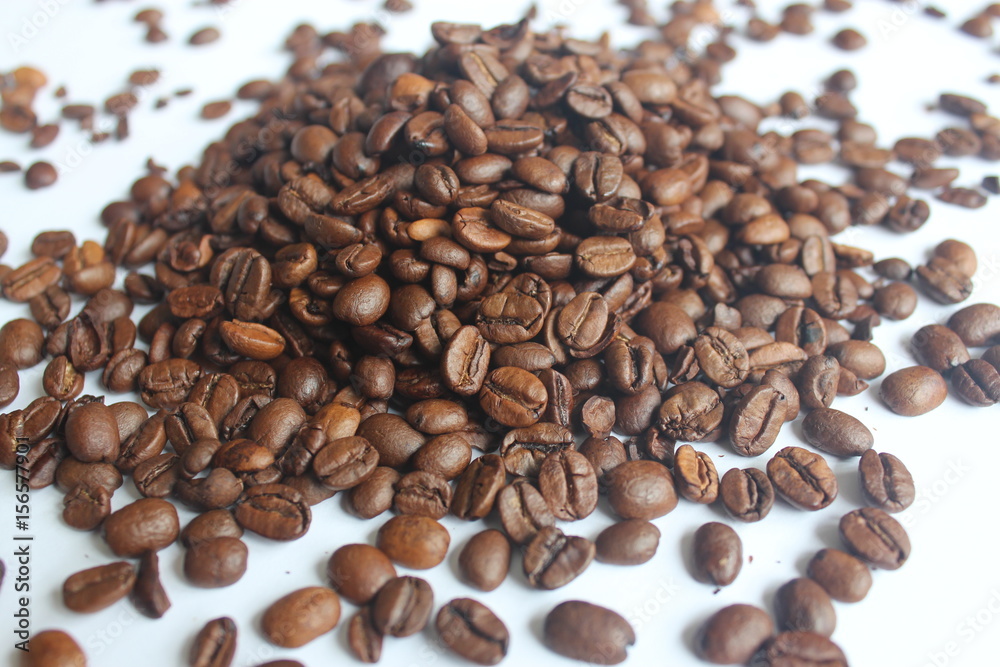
[544,600,635,665]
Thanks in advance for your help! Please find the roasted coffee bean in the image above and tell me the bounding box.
[839,507,910,570]
[496,477,554,544]
[500,423,573,477]
[234,483,311,540]
[262,587,341,648]
[357,413,426,468]
[327,543,397,605]
[807,548,872,603]
[880,365,948,416]
[728,385,786,457]
[696,604,774,665]
[948,303,1000,347]
[802,408,873,457]
[796,355,840,409]
[436,598,509,666]
[26,629,87,667]
[657,381,724,441]
[62,483,112,530]
[673,444,719,503]
[952,359,1000,406]
[180,509,243,547]
[139,359,201,410]
[538,450,598,521]
[452,453,505,520]
[348,467,400,519]
[594,519,660,566]
[478,366,548,427]
[3,257,61,302]
[606,460,677,520]
[774,577,836,636]
[858,450,915,513]
[347,605,382,663]
[189,617,237,667]
[312,436,379,491]
[0,318,45,369]
[752,631,847,666]
[720,467,774,523]
[767,447,837,511]
[412,432,473,480]
[377,515,450,569]
[184,537,248,588]
[544,600,635,665]
[372,576,437,643]
[393,470,452,519]
[917,257,973,304]
[63,561,136,613]
[458,529,511,591]
[0,363,17,408]
[557,292,618,356]
[523,526,595,590]
[29,284,71,329]
[692,522,742,587]
[133,453,180,498]
[103,498,179,557]
[911,324,970,373]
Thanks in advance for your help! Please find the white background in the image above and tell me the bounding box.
[1,1,1000,665]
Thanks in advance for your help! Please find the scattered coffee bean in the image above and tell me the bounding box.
[544,600,635,665]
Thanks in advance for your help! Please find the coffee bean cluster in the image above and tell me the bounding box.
[5,3,1000,667]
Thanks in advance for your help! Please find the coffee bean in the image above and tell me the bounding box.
[948,303,1000,347]
[3,257,61,303]
[767,446,838,511]
[858,450,915,513]
[496,477,554,544]
[25,161,58,189]
[807,548,872,603]
[796,355,840,409]
[184,537,247,588]
[880,365,948,416]
[452,453,505,520]
[917,257,973,304]
[606,460,677,520]
[190,617,237,667]
[347,467,400,519]
[234,483,311,540]
[951,359,1000,406]
[62,484,111,531]
[24,629,87,667]
[657,381,724,442]
[0,318,44,369]
[826,340,886,380]
[802,408,873,457]
[500,423,573,477]
[458,529,511,591]
[673,444,719,503]
[262,587,341,648]
[692,522,742,587]
[523,526,595,589]
[393,470,452,519]
[728,385,786,457]
[436,598,509,666]
[327,544,397,605]
[103,498,178,557]
[63,561,136,613]
[132,551,171,619]
[0,363,18,408]
[312,436,379,491]
[544,600,635,665]
[697,604,774,665]
[911,324,970,373]
[774,578,836,636]
[839,507,910,570]
[372,576,434,637]
[377,515,450,569]
[753,631,847,666]
[720,467,775,522]
[347,606,383,663]
[538,450,598,520]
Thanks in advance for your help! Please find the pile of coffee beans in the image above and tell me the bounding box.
[4,1,1000,666]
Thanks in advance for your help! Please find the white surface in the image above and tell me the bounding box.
[1,1,999,666]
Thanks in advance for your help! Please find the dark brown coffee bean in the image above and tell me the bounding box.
[3,257,61,303]
[0,318,45,368]
[807,548,872,603]
[538,450,598,521]
[917,257,972,304]
[458,529,511,591]
[62,483,112,531]
[347,606,383,663]
[452,453,505,520]
[752,631,847,666]
[357,413,426,469]
[0,363,18,408]
[180,509,243,547]
[102,497,178,557]
[911,324,971,373]
[43,356,84,401]
[139,359,201,410]
[234,483,310,541]
[262,587,341,648]
[393,470,452,519]
[839,507,910,570]
[348,467,400,519]
[673,444,719,503]
[184,537,247,588]
[802,408,874,457]
[544,600,635,665]
[657,381,724,442]
[594,519,660,566]
[496,476,554,544]
[692,522,742,587]
[879,366,948,416]
[24,629,87,666]
[606,460,677,520]
[948,303,1000,347]
[190,617,237,667]
[29,284,71,329]
[697,604,774,665]
[774,578,836,636]
[371,575,434,638]
[311,436,378,491]
[63,561,136,613]
[728,385,787,457]
[436,598,509,666]
[377,515,450,569]
[523,526,595,590]
[952,359,1000,406]
[767,446,837,511]
[133,453,180,498]
[25,161,58,189]
[858,450,915,513]
[718,463,776,522]
[326,543,397,605]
